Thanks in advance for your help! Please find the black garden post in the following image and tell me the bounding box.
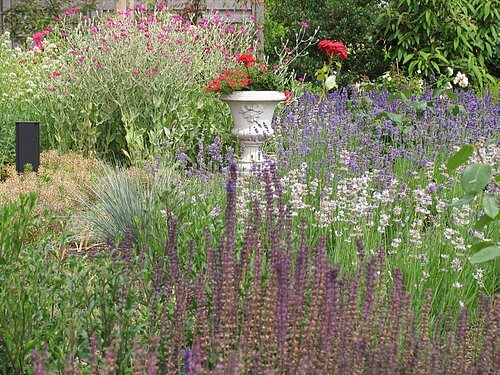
[15,121,40,173]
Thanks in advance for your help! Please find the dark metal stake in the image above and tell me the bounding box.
[16,121,40,173]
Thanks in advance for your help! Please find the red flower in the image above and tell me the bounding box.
[318,40,348,60]
[284,91,293,102]
[237,54,256,67]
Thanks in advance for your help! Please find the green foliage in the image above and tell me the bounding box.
[0,194,54,373]
[265,0,388,85]
[0,194,143,372]
[377,0,499,88]
[3,0,98,44]
[447,144,499,263]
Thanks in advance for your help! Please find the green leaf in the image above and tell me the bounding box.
[444,90,458,101]
[430,60,440,72]
[450,193,476,207]
[432,88,443,99]
[461,163,492,194]
[469,241,495,253]
[447,104,459,115]
[387,113,403,124]
[483,194,498,218]
[472,65,482,82]
[316,72,326,81]
[474,214,493,230]
[402,53,414,64]
[470,245,500,263]
[485,2,490,18]
[434,53,449,64]
[446,145,474,171]
[401,90,412,100]
[408,60,419,74]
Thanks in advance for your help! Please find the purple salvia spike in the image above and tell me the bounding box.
[103,344,117,375]
[64,351,76,375]
[31,346,48,375]
[146,338,159,375]
[189,337,203,374]
[87,334,99,373]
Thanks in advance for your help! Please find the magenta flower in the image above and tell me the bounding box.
[135,3,147,12]
[300,22,309,28]
[132,71,140,76]
[63,7,79,16]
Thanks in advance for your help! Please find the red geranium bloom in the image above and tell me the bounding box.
[237,54,256,67]
[318,40,348,60]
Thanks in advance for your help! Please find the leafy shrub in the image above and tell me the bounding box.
[265,0,388,85]
[3,0,97,44]
[32,7,257,163]
[377,0,499,88]
[0,194,139,373]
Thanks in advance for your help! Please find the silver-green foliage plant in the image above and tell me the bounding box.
[377,0,498,88]
[32,8,257,163]
[447,141,499,263]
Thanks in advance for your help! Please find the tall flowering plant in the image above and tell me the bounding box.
[205,54,285,95]
[315,39,347,101]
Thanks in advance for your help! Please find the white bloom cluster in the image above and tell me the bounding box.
[473,268,485,288]
[452,71,469,88]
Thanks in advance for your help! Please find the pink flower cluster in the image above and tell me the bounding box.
[63,7,79,16]
[32,27,52,49]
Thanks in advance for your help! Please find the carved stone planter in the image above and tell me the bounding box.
[220,91,285,173]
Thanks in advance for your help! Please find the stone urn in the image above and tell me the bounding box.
[220,91,285,173]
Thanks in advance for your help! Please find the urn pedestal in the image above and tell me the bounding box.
[220,91,285,173]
